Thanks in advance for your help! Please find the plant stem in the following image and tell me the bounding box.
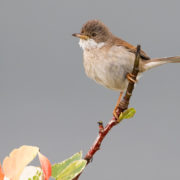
[73,45,141,180]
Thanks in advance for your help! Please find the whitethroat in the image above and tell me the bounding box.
[72,20,180,119]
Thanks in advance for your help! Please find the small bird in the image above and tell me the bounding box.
[72,20,180,118]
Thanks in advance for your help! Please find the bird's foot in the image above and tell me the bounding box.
[113,91,123,120]
[113,106,120,120]
[126,73,137,83]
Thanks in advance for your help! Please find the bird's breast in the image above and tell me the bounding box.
[83,46,136,91]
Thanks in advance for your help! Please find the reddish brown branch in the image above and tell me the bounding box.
[85,118,117,163]
[73,45,141,180]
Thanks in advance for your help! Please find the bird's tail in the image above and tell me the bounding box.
[143,56,180,71]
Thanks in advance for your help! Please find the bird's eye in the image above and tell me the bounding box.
[92,32,97,37]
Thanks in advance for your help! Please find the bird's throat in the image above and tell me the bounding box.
[79,39,105,51]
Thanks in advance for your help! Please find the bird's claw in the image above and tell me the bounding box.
[113,106,120,120]
[126,73,137,83]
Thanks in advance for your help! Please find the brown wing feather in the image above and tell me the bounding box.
[113,36,150,60]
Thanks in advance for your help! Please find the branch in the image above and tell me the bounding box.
[119,45,141,111]
[73,45,141,180]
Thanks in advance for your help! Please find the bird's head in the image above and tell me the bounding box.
[72,20,112,50]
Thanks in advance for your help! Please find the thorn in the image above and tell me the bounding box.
[97,121,103,125]
[97,121,104,133]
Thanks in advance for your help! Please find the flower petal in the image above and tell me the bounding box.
[3,145,39,180]
[38,152,51,180]
[0,164,4,180]
[19,166,43,180]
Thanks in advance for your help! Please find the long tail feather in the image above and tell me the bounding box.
[144,56,180,71]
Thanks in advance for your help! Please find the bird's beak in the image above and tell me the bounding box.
[72,33,89,40]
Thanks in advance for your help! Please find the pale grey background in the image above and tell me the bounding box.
[0,0,180,179]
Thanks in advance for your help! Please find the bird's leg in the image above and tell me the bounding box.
[113,91,123,119]
[126,73,137,83]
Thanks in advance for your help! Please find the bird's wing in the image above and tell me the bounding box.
[113,37,150,60]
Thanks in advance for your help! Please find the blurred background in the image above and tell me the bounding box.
[0,0,180,179]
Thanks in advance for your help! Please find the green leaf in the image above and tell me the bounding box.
[33,175,39,180]
[51,152,83,178]
[119,108,136,121]
[56,160,87,180]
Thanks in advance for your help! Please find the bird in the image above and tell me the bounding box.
[72,19,180,119]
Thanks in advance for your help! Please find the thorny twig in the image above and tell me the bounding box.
[73,45,141,180]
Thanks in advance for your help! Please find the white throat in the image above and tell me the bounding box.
[79,39,105,50]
